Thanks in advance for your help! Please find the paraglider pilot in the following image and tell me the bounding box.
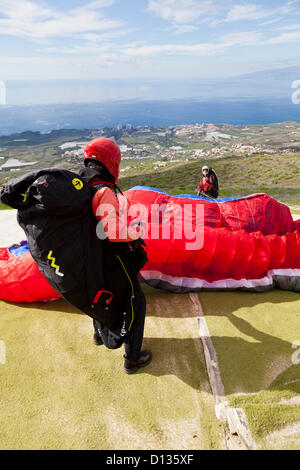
[80,138,152,374]
[198,166,219,199]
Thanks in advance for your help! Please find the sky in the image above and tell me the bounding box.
[1,0,300,80]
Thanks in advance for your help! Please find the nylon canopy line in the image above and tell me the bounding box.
[0,187,299,303]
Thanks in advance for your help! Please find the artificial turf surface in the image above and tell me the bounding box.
[200,289,300,449]
[0,285,223,450]
[1,268,299,449]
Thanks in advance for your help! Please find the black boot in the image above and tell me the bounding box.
[93,330,103,346]
[124,350,152,374]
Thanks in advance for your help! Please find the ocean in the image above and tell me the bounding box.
[0,74,300,134]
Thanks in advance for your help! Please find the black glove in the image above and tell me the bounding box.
[128,238,148,274]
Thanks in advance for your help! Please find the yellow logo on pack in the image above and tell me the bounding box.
[21,192,27,203]
[72,178,83,190]
[47,250,64,277]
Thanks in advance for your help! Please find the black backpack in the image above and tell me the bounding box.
[0,168,132,332]
[210,169,219,192]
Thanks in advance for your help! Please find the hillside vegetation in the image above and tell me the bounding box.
[119,153,300,206]
[1,124,299,210]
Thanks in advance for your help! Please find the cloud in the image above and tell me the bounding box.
[0,0,53,21]
[221,31,263,46]
[259,17,284,27]
[272,23,300,31]
[122,31,262,57]
[52,27,300,60]
[122,42,227,57]
[170,24,199,34]
[224,4,271,22]
[71,0,116,12]
[0,52,146,79]
[0,0,122,39]
[229,1,300,22]
[1,0,300,81]
[211,1,299,26]
[266,30,300,44]
[147,0,221,24]
[147,0,300,34]
[147,0,227,32]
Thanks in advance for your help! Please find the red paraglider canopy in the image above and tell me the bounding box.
[122,187,300,293]
[0,242,60,303]
[0,189,299,302]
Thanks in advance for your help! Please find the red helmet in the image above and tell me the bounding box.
[83,138,121,182]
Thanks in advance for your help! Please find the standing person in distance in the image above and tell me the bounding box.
[197,166,219,199]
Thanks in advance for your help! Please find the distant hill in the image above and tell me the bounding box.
[222,66,300,100]
[237,65,300,82]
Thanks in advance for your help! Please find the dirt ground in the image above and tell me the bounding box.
[0,210,25,247]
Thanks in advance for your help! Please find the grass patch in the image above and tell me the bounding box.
[0,288,224,450]
[200,290,300,449]
[0,202,10,210]
[230,366,300,441]
[236,404,300,441]
[119,153,300,203]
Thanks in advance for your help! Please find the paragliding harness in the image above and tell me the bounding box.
[0,168,148,349]
[198,191,216,200]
